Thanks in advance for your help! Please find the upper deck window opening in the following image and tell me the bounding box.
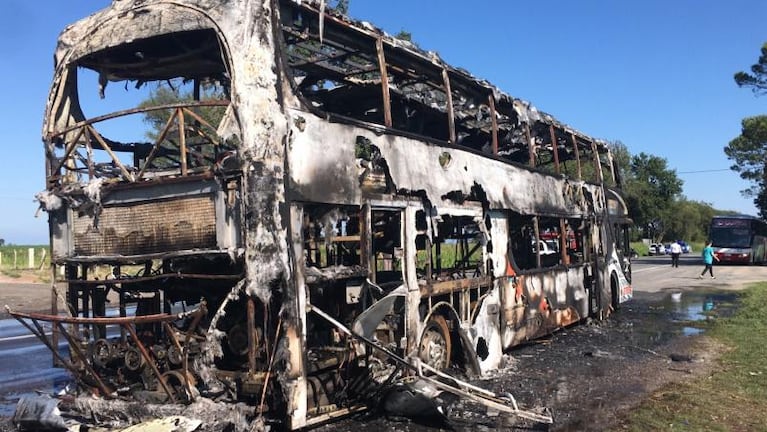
[49,29,234,185]
[279,4,465,144]
[277,2,620,182]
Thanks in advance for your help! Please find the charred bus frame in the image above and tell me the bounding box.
[16,0,633,428]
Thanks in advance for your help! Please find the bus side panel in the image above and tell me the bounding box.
[607,247,633,304]
[465,211,508,374]
[501,267,586,349]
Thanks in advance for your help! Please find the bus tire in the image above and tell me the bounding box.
[418,315,452,371]
[610,273,620,311]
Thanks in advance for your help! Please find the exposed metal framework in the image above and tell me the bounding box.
[21,0,633,429]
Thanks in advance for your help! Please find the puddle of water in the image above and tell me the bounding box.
[670,291,736,316]
[682,327,703,336]
[625,291,737,347]
[670,298,708,322]
[664,291,738,336]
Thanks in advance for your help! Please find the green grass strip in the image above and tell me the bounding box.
[618,284,767,432]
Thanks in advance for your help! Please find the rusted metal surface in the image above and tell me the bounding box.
[8,304,207,401]
[29,0,633,429]
[73,195,217,255]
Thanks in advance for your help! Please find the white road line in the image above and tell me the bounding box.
[632,265,668,273]
[0,333,50,343]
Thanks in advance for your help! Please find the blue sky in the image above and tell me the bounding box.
[1,0,765,244]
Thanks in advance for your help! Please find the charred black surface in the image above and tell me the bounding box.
[314,293,732,432]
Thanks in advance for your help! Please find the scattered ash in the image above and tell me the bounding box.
[1,295,730,432]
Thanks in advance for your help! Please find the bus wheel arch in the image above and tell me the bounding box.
[419,303,456,372]
[420,302,482,376]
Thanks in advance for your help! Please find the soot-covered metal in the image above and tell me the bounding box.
[15,0,633,430]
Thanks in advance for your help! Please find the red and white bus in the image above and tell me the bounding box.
[709,215,767,264]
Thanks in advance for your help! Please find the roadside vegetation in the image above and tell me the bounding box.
[617,283,767,431]
[0,245,50,282]
[630,241,706,257]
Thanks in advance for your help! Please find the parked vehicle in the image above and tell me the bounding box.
[537,239,559,255]
[677,240,692,253]
[649,243,665,256]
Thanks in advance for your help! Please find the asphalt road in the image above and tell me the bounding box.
[630,253,767,298]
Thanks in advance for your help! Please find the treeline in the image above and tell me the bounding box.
[611,142,736,243]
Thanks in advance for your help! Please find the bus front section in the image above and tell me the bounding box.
[26,0,311,428]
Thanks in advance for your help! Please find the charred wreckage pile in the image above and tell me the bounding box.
[9,0,629,430]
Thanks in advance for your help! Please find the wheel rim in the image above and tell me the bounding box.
[162,370,197,403]
[419,316,451,371]
[91,338,112,368]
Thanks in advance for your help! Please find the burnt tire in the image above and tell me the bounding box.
[418,315,452,371]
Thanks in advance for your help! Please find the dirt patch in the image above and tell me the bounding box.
[0,281,52,319]
[0,278,118,320]
[0,270,45,285]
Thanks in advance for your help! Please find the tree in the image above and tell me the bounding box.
[138,82,229,169]
[734,42,767,95]
[329,0,349,15]
[663,199,716,242]
[622,152,683,240]
[395,30,413,42]
[139,85,227,140]
[724,115,767,217]
[608,140,631,188]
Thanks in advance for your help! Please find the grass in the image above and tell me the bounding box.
[0,245,51,282]
[630,241,706,257]
[631,241,650,257]
[415,241,482,274]
[616,284,767,431]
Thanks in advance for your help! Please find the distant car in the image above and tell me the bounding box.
[663,244,672,254]
[537,240,559,255]
[649,243,665,256]
[677,241,692,254]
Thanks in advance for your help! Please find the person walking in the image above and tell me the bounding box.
[699,240,719,278]
[669,240,682,267]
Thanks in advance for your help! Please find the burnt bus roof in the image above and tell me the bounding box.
[49,0,610,155]
[284,0,611,152]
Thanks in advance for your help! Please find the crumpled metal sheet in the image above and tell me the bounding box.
[13,395,67,432]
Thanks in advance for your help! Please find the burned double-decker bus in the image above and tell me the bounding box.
[16,0,632,428]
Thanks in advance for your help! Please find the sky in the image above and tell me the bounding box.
[1,0,765,245]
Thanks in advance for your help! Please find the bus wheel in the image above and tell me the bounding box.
[610,273,620,311]
[419,315,452,371]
